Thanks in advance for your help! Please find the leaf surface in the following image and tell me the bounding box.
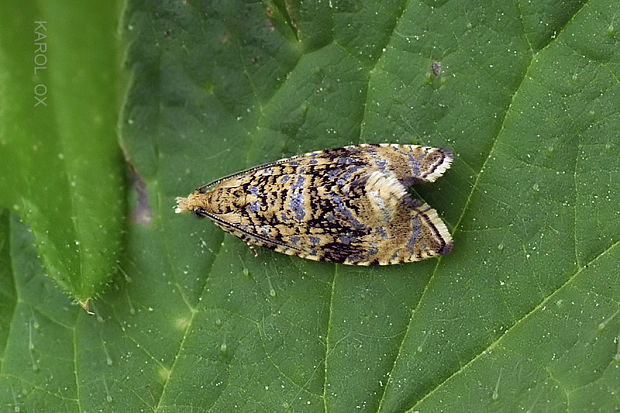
[1,0,618,411]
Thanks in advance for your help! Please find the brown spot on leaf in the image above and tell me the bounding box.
[127,162,152,226]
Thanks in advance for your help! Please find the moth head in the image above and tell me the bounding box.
[175,192,208,218]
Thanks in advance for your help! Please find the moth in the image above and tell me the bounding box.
[175,144,453,265]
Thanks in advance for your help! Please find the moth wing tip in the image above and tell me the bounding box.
[415,203,453,256]
[442,149,454,169]
[417,147,454,182]
[438,239,453,255]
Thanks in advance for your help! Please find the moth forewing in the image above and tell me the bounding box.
[175,144,453,265]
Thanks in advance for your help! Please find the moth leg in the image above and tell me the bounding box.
[246,242,259,257]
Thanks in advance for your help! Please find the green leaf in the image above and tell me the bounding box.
[1,0,618,411]
[0,2,126,304]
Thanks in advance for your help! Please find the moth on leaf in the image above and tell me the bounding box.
[175,144,453,265]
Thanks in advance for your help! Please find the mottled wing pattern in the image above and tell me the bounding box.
[176,144,453,265]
